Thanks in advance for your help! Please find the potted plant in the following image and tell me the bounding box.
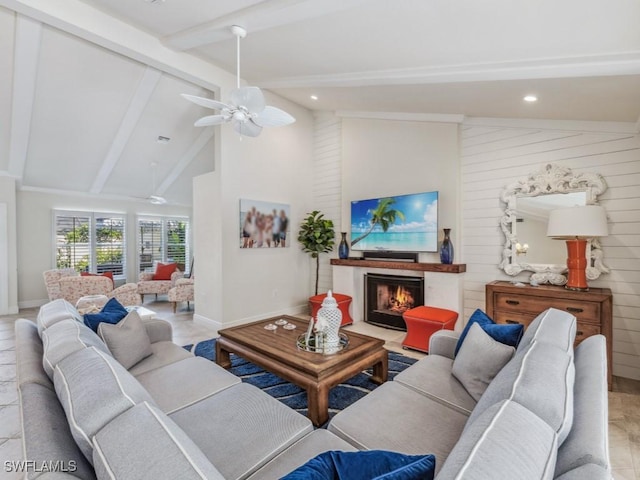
[297,210,335,295]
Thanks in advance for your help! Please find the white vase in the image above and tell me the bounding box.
[317,290,342,354]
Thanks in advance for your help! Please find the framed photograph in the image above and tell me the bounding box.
[240,199,291,248]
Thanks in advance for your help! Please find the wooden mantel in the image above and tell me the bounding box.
[330,259,466,274]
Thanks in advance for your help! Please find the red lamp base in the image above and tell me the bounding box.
[564,239,589,291]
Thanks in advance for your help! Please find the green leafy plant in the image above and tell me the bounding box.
[297,210,335,295]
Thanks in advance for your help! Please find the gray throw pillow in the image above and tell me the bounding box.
[98,310,153,369]
[452,323,515,401]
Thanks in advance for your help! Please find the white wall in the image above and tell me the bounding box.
[0,176,18,313]
[460,121,640,380]
[309,113,462,297]
[340,117,461,262]
[16,189,191,306]
[193,92,315,328]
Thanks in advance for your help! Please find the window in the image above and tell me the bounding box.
[54,211,126,278]
[137,216,190,274]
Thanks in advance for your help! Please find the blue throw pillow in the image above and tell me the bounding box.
[280,450,435,480]
[84,297,128,332]
[454,309,524,356]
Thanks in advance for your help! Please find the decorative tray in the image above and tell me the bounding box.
[296,332,349,354]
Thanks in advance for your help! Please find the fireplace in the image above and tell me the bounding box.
[364,274,424,330]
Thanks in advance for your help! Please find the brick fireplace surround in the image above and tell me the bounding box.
[330,259,466,330]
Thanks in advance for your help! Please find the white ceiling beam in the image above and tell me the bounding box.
[8,14,41,179]
[0,0,235,93]
[90,67,162,194]
[156,127,214,196]
[162,0,367,51]
[260,52,640,89]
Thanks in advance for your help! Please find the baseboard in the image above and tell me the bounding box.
[193,304,309,331]
[18,298,48,309]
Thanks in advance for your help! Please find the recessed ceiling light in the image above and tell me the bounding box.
[157,136,171,144]
[310,95,319,101]
[523,95,538,103]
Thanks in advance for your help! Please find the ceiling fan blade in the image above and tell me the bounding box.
[181,93,230,111]
[254,106,296,127]
[194,114,229,127]
[230,87,265,113]
[233,119,263,138]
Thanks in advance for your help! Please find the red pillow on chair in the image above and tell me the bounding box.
[81,271,114,287]
[153,262,177,280]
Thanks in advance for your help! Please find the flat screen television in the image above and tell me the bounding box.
[350,191,438,252]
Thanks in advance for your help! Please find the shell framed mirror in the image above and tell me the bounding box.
[499,163,609,285]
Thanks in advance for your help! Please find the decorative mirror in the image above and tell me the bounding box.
[499,164,609,285]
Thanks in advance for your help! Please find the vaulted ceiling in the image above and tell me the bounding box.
[1,0,639,206]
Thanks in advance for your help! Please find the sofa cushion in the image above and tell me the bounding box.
[135,356,240,414]
[170,383,313,480]
[554,335,609,477]
[81,270,114,286]
[128,341,194,376]
[97,310,152,369]
[394,353,476,415]
[554,464,611,480]
[83,297,128,332]
[327,382,468,475]
[15,319,53,390]
[153,262,177,280]
[452,323,515,401]
[466,341,575,445]
[436,400,558,480]
[42,318,112,380]
[36,299,83,335]
[19,382,96,480]
[454,309,523,356]
[53,346,155,463]
[517,308,576,354]
[93,402,224,480]
[247,430,358,480]
[282,450,436,480]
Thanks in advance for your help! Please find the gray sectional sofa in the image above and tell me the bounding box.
[15,299,610,479]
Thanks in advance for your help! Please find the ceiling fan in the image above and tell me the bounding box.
[181,25,295,138]
[140,162,167,205]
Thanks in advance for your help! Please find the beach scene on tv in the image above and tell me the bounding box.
[350,191,438,252]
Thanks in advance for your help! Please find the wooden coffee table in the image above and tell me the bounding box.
[216,315,388,426]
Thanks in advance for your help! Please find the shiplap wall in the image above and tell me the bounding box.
[311,111,343,295]
[461,123,640,380]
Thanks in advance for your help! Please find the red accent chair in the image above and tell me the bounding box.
[402,306,458,353]
[308,293,353,326]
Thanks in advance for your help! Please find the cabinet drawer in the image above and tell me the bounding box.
[494,313,600,346]
[494,293,600,323]
[575,323,600,346]
[493,311,537,328]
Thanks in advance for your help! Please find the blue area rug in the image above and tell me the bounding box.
[183,338,417,423]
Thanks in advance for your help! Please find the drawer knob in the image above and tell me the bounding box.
[506,320,521,325]
[506,300,520,306]
[576,330,584,336]
[566,307,584,313]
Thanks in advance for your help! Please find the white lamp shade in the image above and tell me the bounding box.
[547,205,609,238]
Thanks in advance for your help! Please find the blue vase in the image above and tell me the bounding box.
[440,228,454,264]
[338,232,350,259]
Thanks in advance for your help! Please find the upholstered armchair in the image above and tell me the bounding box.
[168,277,194,313]
[43,269,141,306]
[137,270,183,302]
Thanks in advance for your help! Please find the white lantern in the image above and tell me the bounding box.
[317,290,342,353]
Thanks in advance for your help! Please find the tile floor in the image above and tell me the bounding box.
[1,301,639,479]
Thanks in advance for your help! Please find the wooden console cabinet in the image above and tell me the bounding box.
[486,280,613,389]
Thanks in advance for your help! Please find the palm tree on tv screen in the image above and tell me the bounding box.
[351,198,405,247]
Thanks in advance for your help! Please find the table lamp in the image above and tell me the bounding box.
[547,205,608,291]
